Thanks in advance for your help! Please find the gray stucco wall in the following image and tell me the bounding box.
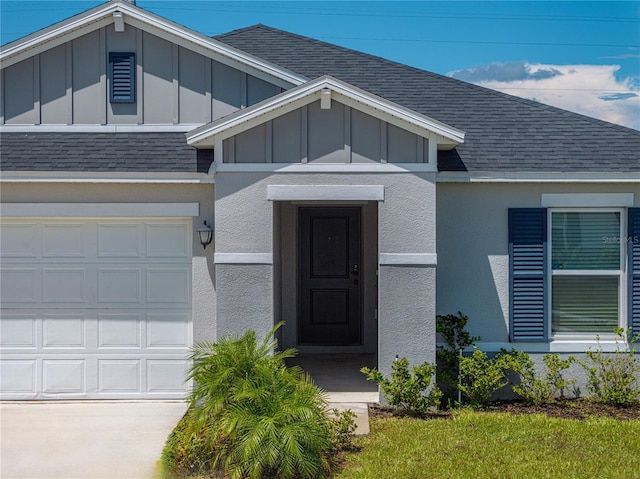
[214,170,437,375]
[223,100,430,164]
[0,182,217,344]
[1,26,281,125]
[436,182,640,345]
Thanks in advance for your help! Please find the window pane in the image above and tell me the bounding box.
[551,212,620,270]
[552,276,619,334]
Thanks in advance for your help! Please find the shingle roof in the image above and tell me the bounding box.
[0,132,213,173]
[215,25,640,172]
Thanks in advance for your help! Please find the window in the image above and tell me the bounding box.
[509,207,639,343]
[109,52,135,103]
[550,210,623,335]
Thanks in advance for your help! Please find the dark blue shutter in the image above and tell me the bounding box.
[629,208,640,337]
[509,208,548,342]
[109,52,135,103]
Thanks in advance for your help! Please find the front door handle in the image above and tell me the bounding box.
[352,264,359,275]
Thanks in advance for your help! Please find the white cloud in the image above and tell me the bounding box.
[449,63,640,130]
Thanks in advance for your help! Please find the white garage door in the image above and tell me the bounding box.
[0,218,193,400]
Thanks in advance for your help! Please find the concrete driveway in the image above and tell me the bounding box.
[0,401,188,479]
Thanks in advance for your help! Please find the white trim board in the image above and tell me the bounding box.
[541,193,634,207]
[379,253,437,266]
[437,172,640,183]
[214,253,273,264]
[210,163,437,174]
[0,202,200,218]
[267,185,385,201]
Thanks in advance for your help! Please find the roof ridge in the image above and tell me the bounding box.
[215,24,640,134]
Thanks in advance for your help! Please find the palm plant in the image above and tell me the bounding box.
[185,324,335,479]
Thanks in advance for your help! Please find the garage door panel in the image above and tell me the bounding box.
[147,268,191,304]
[42,268,86,303]
[1,360,37,394]
[0,315,37,348]
[147,359,189,393]
[98,359,141,393]
[42,223,87,258]
[97,223,142,258]
[146,223,191,258]
[42,359,85,394]
[0,268,38,303]
[97,268,142,304]
[0,217,193,400]
[147,313,190,348]
[42,315,86,349]
[98,314,142,348]
[0,223,38,258]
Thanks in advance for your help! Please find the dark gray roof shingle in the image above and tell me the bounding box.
[0,132,213,173]
[215,25,640,172]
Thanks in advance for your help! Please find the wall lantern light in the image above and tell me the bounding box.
[197,220,213,249]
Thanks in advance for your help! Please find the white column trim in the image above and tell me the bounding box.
[379,253,437,266]
[267,185,385,201]
[0,202,200,217]
[214,253,273,264]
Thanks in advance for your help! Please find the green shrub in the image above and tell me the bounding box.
[361,357,442,414]
[436,312,480,405]
[582,329,640,406]
[508,351,576,405]
[160,409,218,477]
[458,348,512,405]
[165,324,336,479]
[328,408,358,451]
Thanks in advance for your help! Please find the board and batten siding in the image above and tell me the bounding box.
[1,25,281,125]
[223,100,430,164]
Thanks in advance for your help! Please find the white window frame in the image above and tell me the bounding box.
[547,207,627,341]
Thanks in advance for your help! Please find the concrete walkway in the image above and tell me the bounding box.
[0,401,188,479]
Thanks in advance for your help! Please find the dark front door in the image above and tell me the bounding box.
[298,207,361,345]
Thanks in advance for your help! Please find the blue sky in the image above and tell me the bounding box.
[2,1,639,129]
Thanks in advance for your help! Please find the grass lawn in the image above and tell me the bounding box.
[334,411,640,479]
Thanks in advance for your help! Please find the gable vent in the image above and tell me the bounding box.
[109,52,136,103]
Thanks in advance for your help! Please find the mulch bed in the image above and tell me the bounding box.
[369,398,640,421]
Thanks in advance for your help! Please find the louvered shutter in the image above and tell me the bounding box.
[629,208,640,337]
[109,52,135,103]
[509,208,548,342]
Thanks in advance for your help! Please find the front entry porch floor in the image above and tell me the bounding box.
[287,353,379,403]
[287,353,378,434]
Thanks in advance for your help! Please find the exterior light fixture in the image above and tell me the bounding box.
[197,220,213,249]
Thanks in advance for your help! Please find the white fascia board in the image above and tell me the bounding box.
[210,163,437,174]
[186,76,465,148]
[0,202,200,218]
[0,2,305,89]
[188,91,322,147]
[436,171,640,183]
[1,171,214,184]
[0,2,121,67]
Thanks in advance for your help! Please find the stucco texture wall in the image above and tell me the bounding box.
[436,182,640,345]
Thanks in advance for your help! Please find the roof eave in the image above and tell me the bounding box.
[186,75,465,148]
[0,1,306,88]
